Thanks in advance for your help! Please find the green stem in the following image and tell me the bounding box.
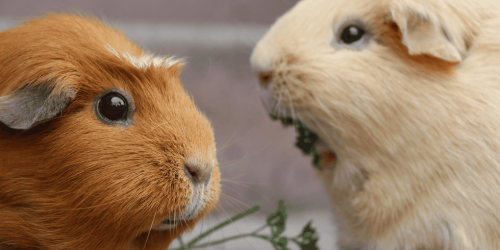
[188,234,271,249]
[186,205,260,247]
[177,237,186,248]
[249,234,272,241]
[249,224,268,234]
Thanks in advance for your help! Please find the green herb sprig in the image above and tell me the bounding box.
[270,115,323,170]
[171,200,319,250]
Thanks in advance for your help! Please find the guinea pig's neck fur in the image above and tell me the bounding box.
[318,23,500,248]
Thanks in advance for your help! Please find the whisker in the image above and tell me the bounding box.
[285,88,297,121]
[313,95,337,122]
[218,140,273,170]
[216,125,259,157]
[216,199,264,249]
[214,203,249,236]
[220,181,268,205]
[150,121,171,131]
[220,178,266,186]
[142,212,156,250]
[219,196,248,216]
[219,193,258,216]
[274,89,284,114]
[215,204,232,222]
[216,129,239,156]
[180,209,189,234]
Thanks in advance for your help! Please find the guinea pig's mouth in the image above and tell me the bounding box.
[155,218,180,230]
[152,196,204,231]
[270,115,336,170]
[153,212,194,231]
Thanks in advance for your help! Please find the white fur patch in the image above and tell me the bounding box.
[106,44,184,69]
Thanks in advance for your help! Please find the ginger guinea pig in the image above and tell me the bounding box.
[0,14,220,250]
[251,0,500,249]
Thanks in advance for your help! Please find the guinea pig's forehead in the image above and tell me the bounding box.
[330,0,384,23]
[187,144,216,163]
[281,0,382,34]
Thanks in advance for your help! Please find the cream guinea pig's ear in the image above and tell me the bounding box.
[0,83,75,130]
[388,0,463,63]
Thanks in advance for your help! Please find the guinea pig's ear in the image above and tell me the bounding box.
[0,83,75,130]
[388,0,463,63]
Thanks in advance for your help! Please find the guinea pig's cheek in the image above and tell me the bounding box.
[259,83,293,118]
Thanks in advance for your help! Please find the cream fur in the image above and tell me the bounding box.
[107,44,184,69]
[251,0,500,249]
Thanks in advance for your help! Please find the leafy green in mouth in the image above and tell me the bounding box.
[270,115,323,170]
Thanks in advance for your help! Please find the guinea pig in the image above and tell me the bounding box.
[251,0,500,249]
[0,14,220,250]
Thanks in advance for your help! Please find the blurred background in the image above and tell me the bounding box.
[0,0,337,249]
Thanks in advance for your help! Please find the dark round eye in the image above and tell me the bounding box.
[98,93,128,121]
[340,25,365,44]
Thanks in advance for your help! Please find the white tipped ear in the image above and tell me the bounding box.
[389,1,463,62]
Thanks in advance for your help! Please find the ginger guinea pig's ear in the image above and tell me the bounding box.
[388,0,464,63]
[0,83,75,130]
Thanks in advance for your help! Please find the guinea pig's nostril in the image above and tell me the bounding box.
[258,71,273,87]
[185,165,198,180]
[184,163,213,186]
[184,156,215,186]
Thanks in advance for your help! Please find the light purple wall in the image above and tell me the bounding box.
[0,0,298,24]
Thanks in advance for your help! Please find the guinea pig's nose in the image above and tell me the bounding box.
[184,163,213,186]
[257,71,273,88]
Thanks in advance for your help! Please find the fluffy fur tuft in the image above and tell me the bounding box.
[0,14,220,250]
[252,0,500,249]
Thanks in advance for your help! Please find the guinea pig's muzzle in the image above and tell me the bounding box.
[254,68,337,170]
[153,202,203,230]
[154,173,209,231]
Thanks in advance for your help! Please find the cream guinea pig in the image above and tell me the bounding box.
[0,14,220,250]
[251,0,500,249]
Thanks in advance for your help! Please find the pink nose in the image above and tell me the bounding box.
[185,164,213,186]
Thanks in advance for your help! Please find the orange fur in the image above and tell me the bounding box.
[0,14,220,250]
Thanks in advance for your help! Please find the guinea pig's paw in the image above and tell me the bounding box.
[387,0,472,63]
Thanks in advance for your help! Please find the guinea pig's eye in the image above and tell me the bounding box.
[333,21,371,50]
[93,89,135,127]
[98,93,128,121]
[340,25,365,44]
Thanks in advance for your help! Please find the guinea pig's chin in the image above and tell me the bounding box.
[153,195,205,231]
